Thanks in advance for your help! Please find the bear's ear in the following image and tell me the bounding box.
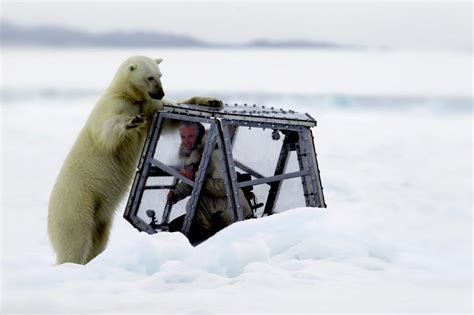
[155,58,163,65]
[129,63,137,71]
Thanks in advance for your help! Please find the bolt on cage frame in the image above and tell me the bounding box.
[123,103,326,238]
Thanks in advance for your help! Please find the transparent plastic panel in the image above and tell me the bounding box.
[136,188,167,229]
[273,151,306,213]
[135,176,188,228]
[232,127,285,177]
[152,118,182,168]
[231,128,306,216]
[249,183,270,218]
[167,197,189,222]
[135,118,214,231]
[248,168,306,217]
[274,176,306,213]
[285,150,301,173]
[152,118,211,170]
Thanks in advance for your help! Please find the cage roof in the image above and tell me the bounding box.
[162,103,317,127]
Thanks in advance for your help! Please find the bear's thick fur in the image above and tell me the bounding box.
[48,56,221,264]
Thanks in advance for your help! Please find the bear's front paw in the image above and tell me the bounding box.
[207,99,224,108]
[126,114,145,129]
[186,97,223,108]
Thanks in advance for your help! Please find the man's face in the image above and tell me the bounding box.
[180,126,198,155]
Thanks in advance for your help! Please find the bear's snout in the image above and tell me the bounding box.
[149,89,165,100]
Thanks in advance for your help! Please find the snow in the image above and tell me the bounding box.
[1,48,472,314]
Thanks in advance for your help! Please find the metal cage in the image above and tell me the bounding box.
[123,103,326,239]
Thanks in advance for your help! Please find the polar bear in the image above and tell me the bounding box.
[48,56,222,265]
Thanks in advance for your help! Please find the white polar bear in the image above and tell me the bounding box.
[48,56,221,265]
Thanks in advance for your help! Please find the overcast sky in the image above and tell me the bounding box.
[1,0,472,51]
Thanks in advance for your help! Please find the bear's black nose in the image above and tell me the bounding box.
[149,90,165,100]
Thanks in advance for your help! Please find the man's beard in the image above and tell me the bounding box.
[179,145,193,157]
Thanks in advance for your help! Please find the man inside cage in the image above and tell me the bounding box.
[167,121,253,243]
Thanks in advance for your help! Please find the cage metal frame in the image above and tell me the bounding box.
[123,103,326,238]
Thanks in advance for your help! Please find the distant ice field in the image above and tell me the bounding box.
[2,47,472,99]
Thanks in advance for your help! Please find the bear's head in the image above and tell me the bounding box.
[113,56,165,102]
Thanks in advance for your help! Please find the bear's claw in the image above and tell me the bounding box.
[208,99,223,108]
[184,97,224,108]
[126,114,145,129]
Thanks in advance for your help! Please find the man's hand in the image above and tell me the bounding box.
[167,191,176,204]
[180,168,195,180]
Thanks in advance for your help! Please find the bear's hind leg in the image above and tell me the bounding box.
[85,219,112,264]
[48,197,96,265]
[53,225,94,265]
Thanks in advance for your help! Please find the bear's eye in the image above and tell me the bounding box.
[147,76,154,81]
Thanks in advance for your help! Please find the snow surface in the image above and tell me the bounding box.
[1,48,472,314]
